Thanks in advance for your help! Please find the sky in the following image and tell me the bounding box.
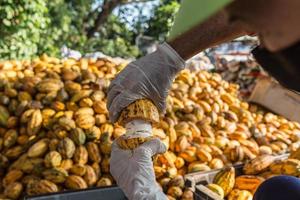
[113,0,159,29]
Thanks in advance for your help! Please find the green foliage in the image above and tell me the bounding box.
[0,0,49,60]
[0,0,179,60]
[143,0,180,41]
[84,15,139,58]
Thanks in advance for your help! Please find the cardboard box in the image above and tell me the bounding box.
[249,78,300,123]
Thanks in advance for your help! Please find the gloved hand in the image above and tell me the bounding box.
[107,42,185,123]
[110,137,167,200]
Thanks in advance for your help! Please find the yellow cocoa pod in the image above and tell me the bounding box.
[100,123,114,135]
[188,162,211,173]
[259,146,273,155]
[44,151,62,168]
[41,109,56,128]
[117,99,159,126]
[228,131,248,140]
[179,150,196,163]
[175,136,190,153]
[95,114,107,126]
[4,182,23,200]
[7,116,18,129]
[65,175,88,190]
[86,126,101,141]
[84,165,97,186]
[93,101,107,114]
[221,93,235,105]
[112,126,125,138]
[49,138,59,151]
[20,109,35,124]
[60,159,73,171]
[269,160,284,174]
[100,132,113,154]
[209,158,224,169]
[228,189,253,200]
[243,155,275,175]
[70,164,87,176]
[174,157,185,169]
[242,146,257,160]
[27,109,43,136]
[3,170,23,185]
[73,145,88,165]
[234,175,265,193]
[36,78,63,93]
[154,166,166,178]
[65,81,82,94]
[42,168,68,184]
[97,177,112,187]
[0,105,9,127]
[28,139,49,158]
[198,100,212,113]
[57,137,75,159]
[213,167,235,196]
[181,188,194,200]
[70,128,86,146]
[5,146,23,160]
[169,175,185,188]
[200,125,215,139]
[101,156,110,173]
[33,180,58,195]
[290,147,300,160]
[51,101,65,111]
[71,90,93,102]
[17,135,29,145]
[3,129,18,148]
[173,120,187,131]
[167,186,183,199]
[209,145,223,156]
[76,114,95,129]
[0,154,9,168]
[86,142,101,163]
[166,167,178,178]
[206,183,225,199]
[226,146,245,163]
[66,102,79,111]
[58,117,76,131]
[159,151,176,167]
[196,149,212,162]
[282,159,300,176]
[75,107,94,118]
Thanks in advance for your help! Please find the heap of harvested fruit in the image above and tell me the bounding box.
[0,55,300,199]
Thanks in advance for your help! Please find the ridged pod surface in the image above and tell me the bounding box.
[213,167,235,196]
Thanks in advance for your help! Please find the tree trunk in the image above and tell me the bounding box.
[86,0,121,38]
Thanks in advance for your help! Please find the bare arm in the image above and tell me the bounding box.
[168,10,247,60]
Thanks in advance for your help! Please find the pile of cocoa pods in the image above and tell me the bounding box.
[205,149,300,200]
[1,55,300,200]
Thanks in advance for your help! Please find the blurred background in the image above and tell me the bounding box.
[0,0,180,59]
[1,0,265,98]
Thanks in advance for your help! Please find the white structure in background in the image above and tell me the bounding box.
[60,46,132,65]
[186,52,214,71]
[61,45,82,60]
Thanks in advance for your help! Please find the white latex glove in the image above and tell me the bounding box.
[110,137,167,200]
[107,42,185,123]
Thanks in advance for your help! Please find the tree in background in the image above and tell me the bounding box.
[0,0,179,60]
[139,0,180,41]
[0,0,49,59]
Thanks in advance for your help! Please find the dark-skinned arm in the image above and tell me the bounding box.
[168,10,247,60]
